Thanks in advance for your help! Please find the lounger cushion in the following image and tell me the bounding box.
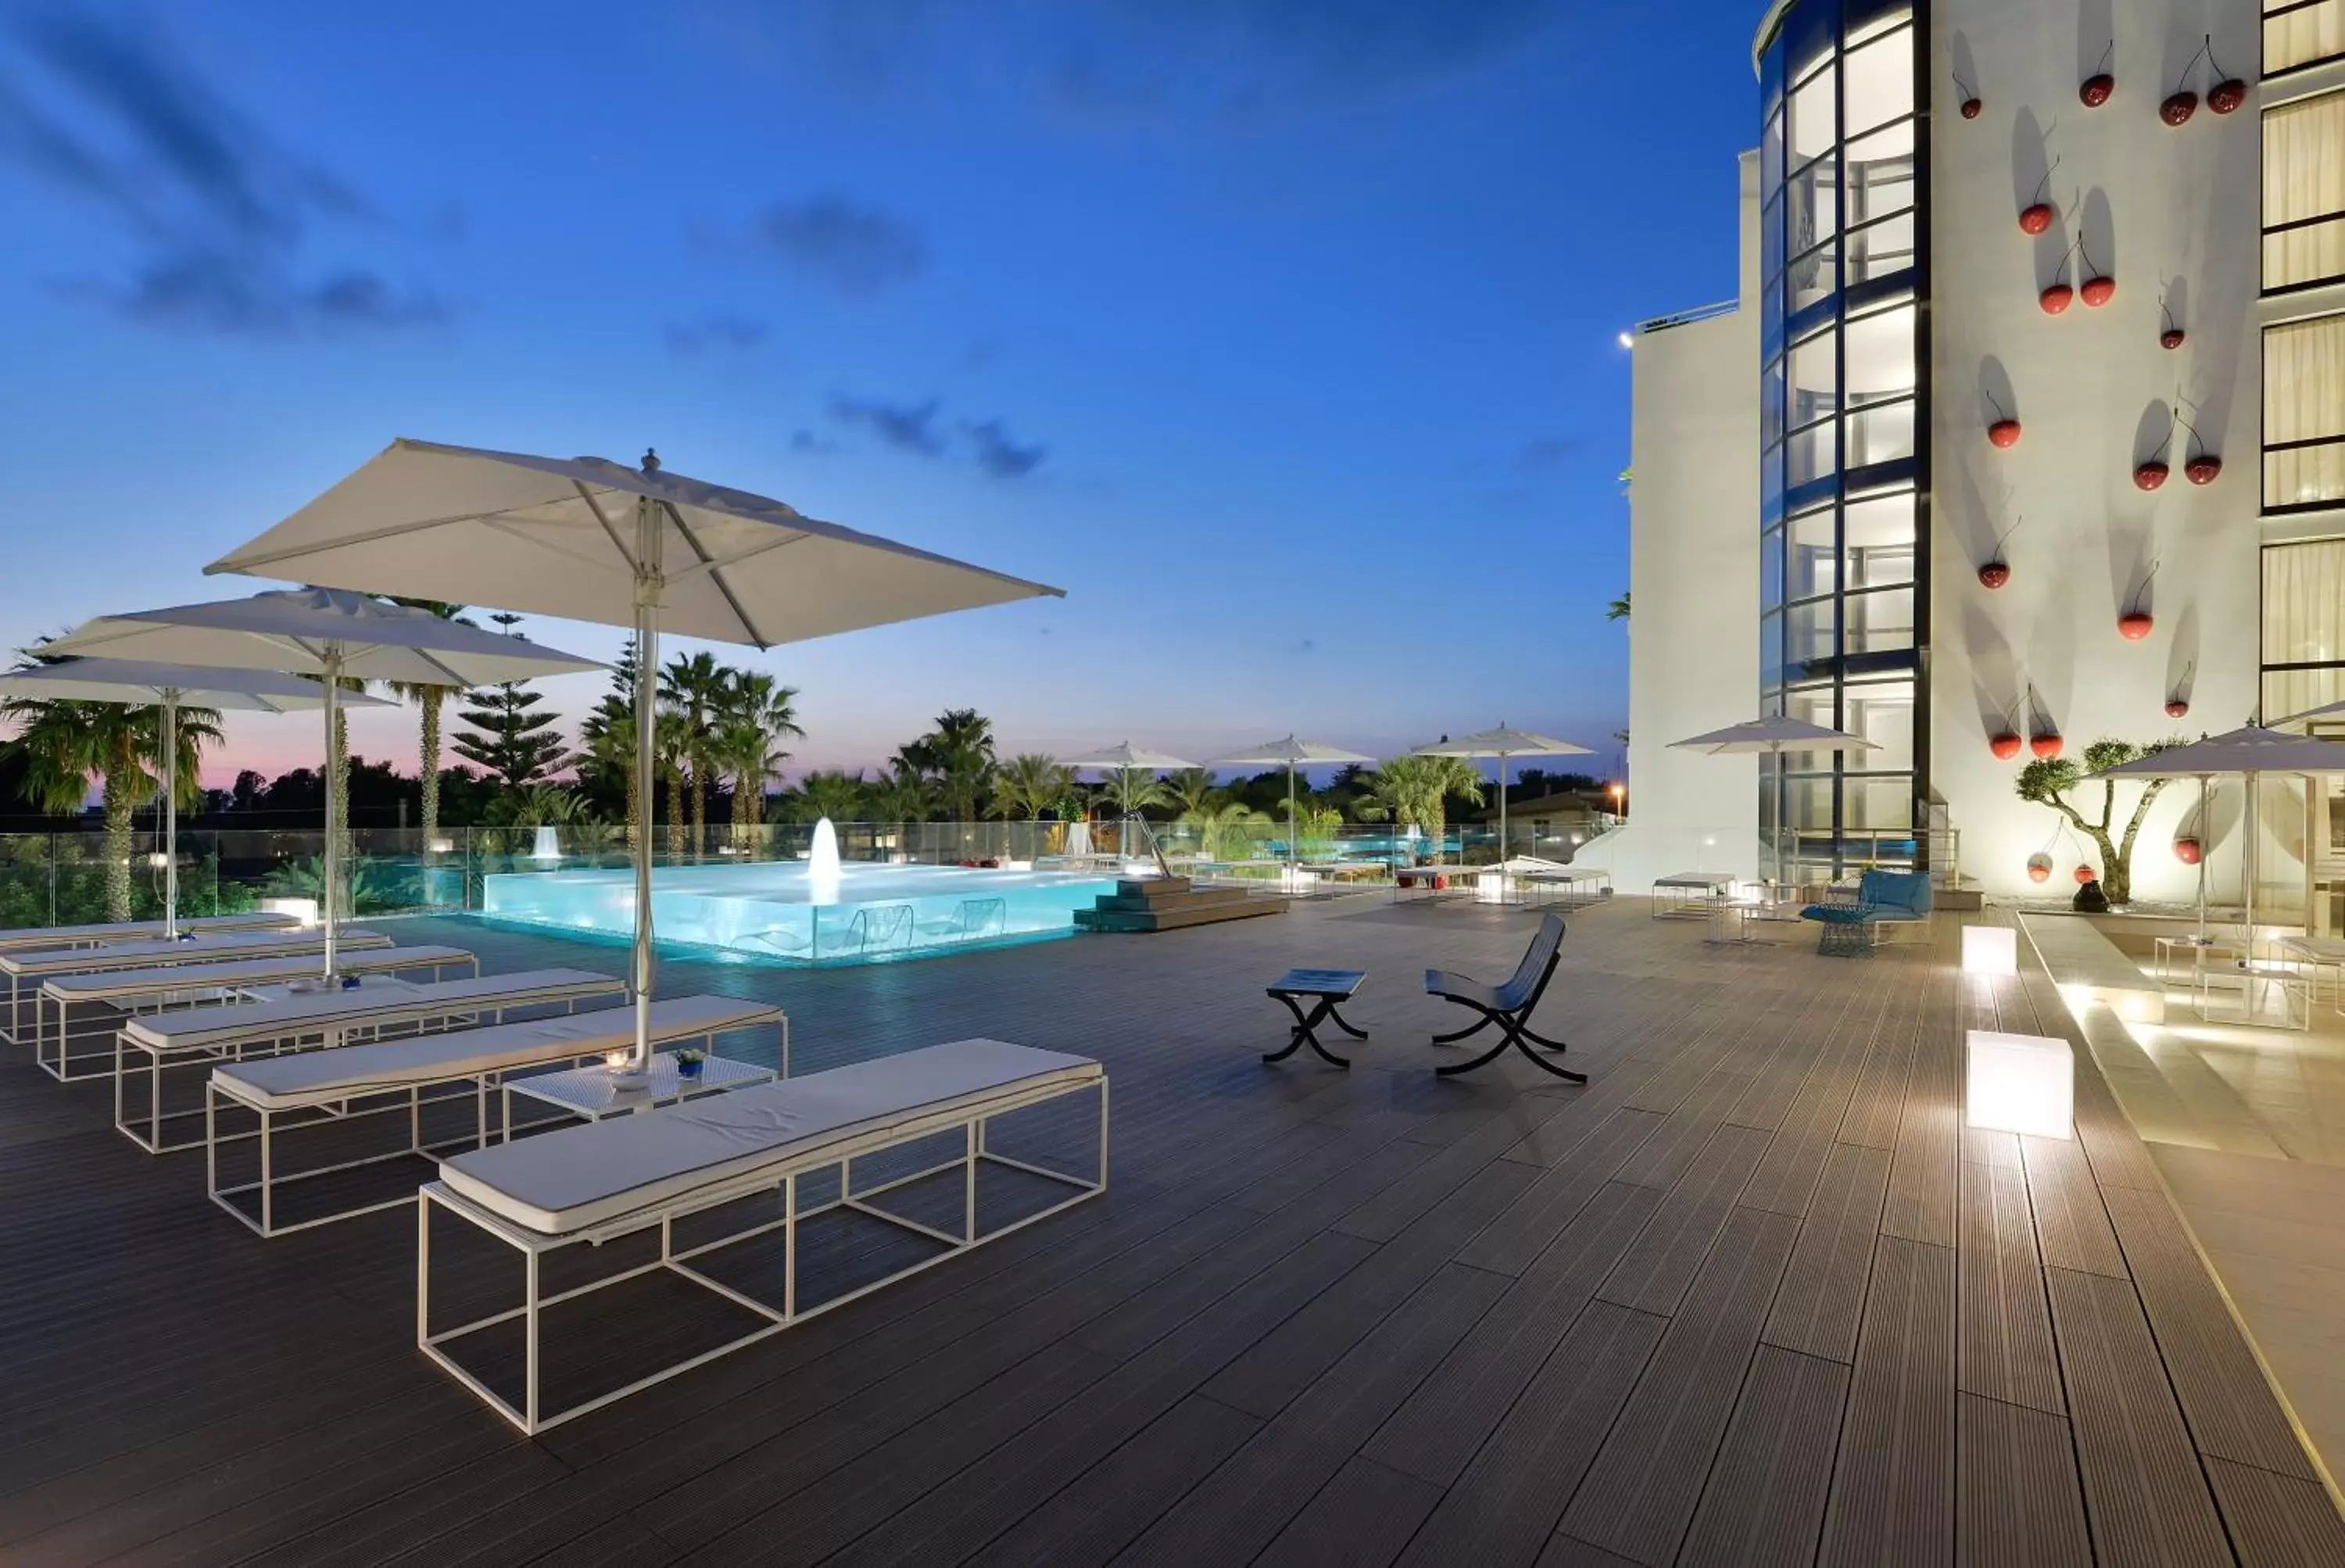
[2,928,392,977]
[209,994,779,1111]
[0,911,295,952]
[41,943,466,1002]
[124,968,620,1053]
[440,1038,1101,1235]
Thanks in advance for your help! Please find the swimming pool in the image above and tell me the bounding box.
[478,861,1122,965]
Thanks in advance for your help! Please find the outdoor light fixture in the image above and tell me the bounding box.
[1965,1029,2074,1139]
[145,852,170,868]
[1616,331,1634,349]
[1962,926,2018,977]
[262,897,319,928]
[428,837,454,854]
[603,1050,632,1074]
[1475,872,1507,904]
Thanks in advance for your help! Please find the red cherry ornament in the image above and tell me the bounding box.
[2175,838,2204,865]
[2135,461,2170,491]
[2032,734,2064,759]
[2118,612,2154,641]
[2019,202,2056,236]
[1978,561,2011,590]
[2161,91,2199,125]
[2075,864,2099,885]
[2186,456,2222,485]
[2028,855,2053,884]
[2166,698,2189,718]
[2161,328,2186,349]
[1962,97,1984,120]
[2082,274,2117,307]
[1989,419,2022,449]
[2209,79,2246,114]
[2081,73,2114,108]
[2041,283,2075,314]
[1991,732,2024,760]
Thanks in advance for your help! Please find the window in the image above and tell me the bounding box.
[2265,314,2345,512]
[1844,124,1917,227]
[1788,510,1838,600]
[2264,539,2345,718]
[1841,26,1912,137]
[2268,0,2345,75]
[1846,585,1916,653]
[1788,66,1836,170]
[1843,492,1916,585]
[2265,91,2345,292]
[1788,600,1836,665]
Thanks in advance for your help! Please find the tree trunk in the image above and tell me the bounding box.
[689,766,705,861]
[332,707,355,875]
[624,760,642,854]
[102,777,134,924]
[665,769,685,860]
[419,691,443,856]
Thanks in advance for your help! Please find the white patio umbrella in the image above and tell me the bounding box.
[204,439,1062,1078]
[1670,716,1878,890]
[0,658,388,937]
[45,589,601,975]
[1062,744,1196,863]
[2093,729,2345,958]
[1415,725,1592,871]
[1210,737,1373,869]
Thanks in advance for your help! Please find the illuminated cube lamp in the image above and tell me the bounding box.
[1474,872,1507,904]
[1961,925,2018,977]
[261,896,320,928]
[1965,1029,2074,1140]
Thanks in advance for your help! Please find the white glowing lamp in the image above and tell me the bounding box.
[1474,872,1509,904]
[262,896,320,928]
[1962,926,2018,977]
[1282,866,1320,896]
[1965,1029,2073,1140]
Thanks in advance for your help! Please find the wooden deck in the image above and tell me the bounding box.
[0,895,2338,1565]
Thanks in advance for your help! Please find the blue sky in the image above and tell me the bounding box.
[0,0,1762,786]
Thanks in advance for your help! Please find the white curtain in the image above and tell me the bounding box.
[2264,88,2345,288]
[2264,313,2345,507]
[2267,2,2345,75]
[2264,540,2345,721]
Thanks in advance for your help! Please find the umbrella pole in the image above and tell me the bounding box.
[1288,764,1298,875]
[1499,754,1510,892]
[162,696,178,939]
[625,499,664,1081]
[2197,775,2209,946]
[321,660,340,979]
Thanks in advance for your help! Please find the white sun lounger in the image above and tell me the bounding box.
[28,935,450,1083]
[0,910,296,954]
[2,925,395,1049]
[117,968,624,1155]
[419,1036,1106,1434]
[207,993,789,1237]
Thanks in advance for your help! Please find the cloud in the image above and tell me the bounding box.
[0,11,444,338]
[750,195,925,298]
[664,313,770,356]
[962,417,1046,479]
[829,394,946,456]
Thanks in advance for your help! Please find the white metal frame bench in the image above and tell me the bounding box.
[116,968,623,1155]
[4,925,396,1054]
[27,936,449,1083]
[0,910,295,954]
[418,1036,1104,1434]
[206,993,787,1237]
[1651,870,1735,918]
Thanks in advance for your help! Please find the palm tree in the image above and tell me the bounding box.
[659,650,729,857]
[656,709,691,861]
[908,707,997,824]
[789,769,870,823]
[3,697,221,922]
[1101,766,1170,819]
[993,754,1072,821]
[1354,754,1484,861]
[868,762,933,856]
[1180,800,1272,861]
[1164,767,1219,820]
[384,599,468,856]
[1607,592,1631,623]
[582,708,641,850]
[716,669,804,845]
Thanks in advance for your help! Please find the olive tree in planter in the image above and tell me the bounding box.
[2014,738,2175,905]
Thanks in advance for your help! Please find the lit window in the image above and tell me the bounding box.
[2264,90,2345,292]
[2268,0,2345,74]
[1788,66,1836,171]
[1842,26,1913,136]
[1846,585,1916,654]
[1843,492,1917,585]
[2264,313,2345,511]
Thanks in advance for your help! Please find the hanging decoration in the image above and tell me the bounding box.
[1955,71,1984,119]
[2160,288,2186,350]
[1989,693,2025,758]
[2162,38,2211,125]
[2078,237,2116,307]
[2136,409,2172,490]
[2080,43,2115,107]
[2019,159,2060,235]
[2028,852,2054,883]
[2207,38,2247,114]
[2175,836,2204,865]
[2118,561,2158,641]
[2166,660,2194,719]
[2042,238,2078,314]
[2177,399,2222,484]
[2028,688,2064,758]
[1985,389,2023,449]
[2175,785,2206,864]
[1979,517,2021,589]
[2074,862,2100,884]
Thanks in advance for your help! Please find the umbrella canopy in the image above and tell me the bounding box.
[1670,717,1876,887]
[206,442,1062,1079]
[1211,737,1373,870]
[205,438,1063,644]
[1062,743,1198,771]
[2275,696,2345,726]
[0,658,389,936]
[2093,729,2345,954]
[46,590,601,972]
[1415,726,1592,877]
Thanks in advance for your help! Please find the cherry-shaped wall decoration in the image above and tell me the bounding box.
[2175,837,2204,865]
[1955,72,1983,119]
[2032,732,2064,759]
[2161,292,2186,350]
[2166,661,2193,720]
[1991,731,2024,759]
[2207,38,2247,113]
[2042,238,2079,314]
[2081,44,2115,107]
[1978,517,2021,589]
[2177,403,2221,485]
[2027,853,2054,883]
[2074,863,2099,885]
[2166,698,2191,718]
[2078,238,2116,306]
[2136,410,2174,490]
[2018,161,2060,236]
[2118,563,2160,642]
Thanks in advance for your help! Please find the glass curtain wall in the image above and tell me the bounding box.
[1757,0,1928,886]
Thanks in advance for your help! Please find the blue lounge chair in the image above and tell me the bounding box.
[1799,870,1933,956]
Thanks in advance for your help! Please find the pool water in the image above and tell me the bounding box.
[479,861,1122,965]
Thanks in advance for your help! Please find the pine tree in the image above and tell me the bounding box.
[453,614,574,788]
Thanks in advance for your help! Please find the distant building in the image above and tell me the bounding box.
[1610,0,2343,918]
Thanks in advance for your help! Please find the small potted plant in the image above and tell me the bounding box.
[674,1047,707,1080]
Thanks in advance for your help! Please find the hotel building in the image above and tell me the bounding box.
[1613,0,2345,916]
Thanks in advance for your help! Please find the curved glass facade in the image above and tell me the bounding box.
[1756,0,1928,882]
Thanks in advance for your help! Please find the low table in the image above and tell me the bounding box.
[1709,894,1797,946]
[500,1050,778,1138]
[1265,968,1369,1069]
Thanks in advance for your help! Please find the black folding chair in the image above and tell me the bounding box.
[1423,914,1582,1081]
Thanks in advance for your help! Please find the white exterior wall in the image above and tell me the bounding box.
[1928,0,2264,900]
[1609,152,1766,890]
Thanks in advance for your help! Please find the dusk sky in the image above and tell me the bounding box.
[0,0,1762,788]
